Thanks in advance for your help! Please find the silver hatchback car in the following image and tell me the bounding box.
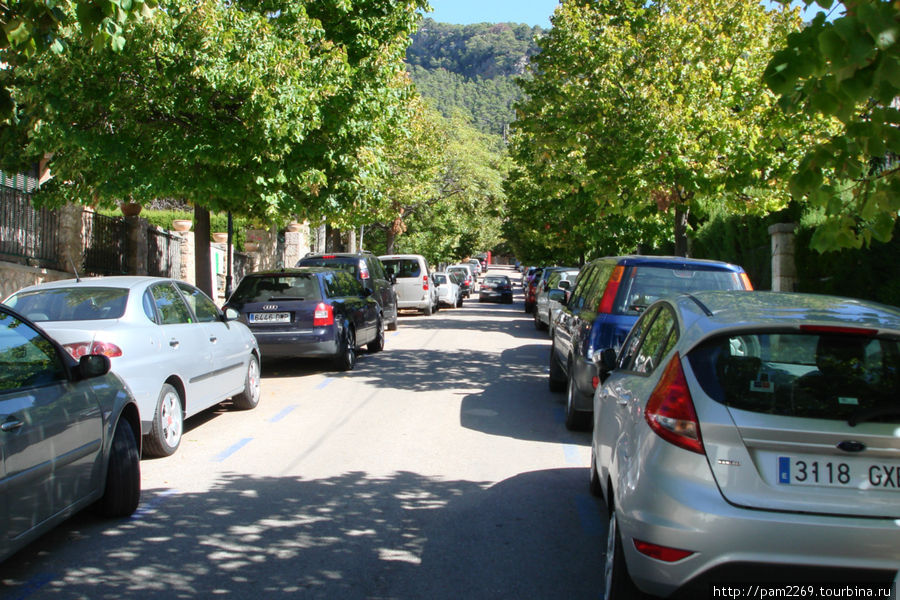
[590,291,900,598]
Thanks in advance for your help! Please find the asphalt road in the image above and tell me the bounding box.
[0,266,607,600]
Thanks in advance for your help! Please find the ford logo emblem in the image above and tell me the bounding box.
[837,440,866,453]
[262,304,278,311]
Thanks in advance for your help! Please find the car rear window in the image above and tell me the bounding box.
[615,266,745,315]
[433,274,447,285]
[231,275,322,303]
[689,332,900,423]
[297,257,358,277]
[381,259,421,278]
[6,287,129,321]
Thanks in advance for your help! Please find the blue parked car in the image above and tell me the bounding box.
[226,267,383,371]
[548,255,752,430]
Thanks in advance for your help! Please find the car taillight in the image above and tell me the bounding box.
[313,302,334,327]
[598,265,625,313]
[63,341,123,359]
[633,539,694,562]
[644,353,704,454]
[423,275,429,291]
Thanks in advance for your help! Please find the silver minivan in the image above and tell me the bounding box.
[379,254,437,316]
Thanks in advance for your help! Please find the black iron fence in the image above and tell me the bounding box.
[147,227,182,278]
[82,210,129,275]
[0,186,59,268]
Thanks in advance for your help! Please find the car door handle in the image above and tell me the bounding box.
[1,419,24,432]
[209,336,217,343]
[169,339,180,348]
[617,393,632,405]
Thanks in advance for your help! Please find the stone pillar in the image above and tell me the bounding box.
[283,222,310,269]
[180,231,196,285]
[768,223,797,292]
[125,215,148,275]
[57,204,85,273]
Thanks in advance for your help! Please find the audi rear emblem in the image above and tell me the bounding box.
[262,304,278,311]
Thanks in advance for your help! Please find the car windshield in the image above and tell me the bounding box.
[6,287,129,321]
[615,266,744,315]
[433,274,447,285]
[231,274,322,303]
[381,259,421,278]
[689,332,900,425]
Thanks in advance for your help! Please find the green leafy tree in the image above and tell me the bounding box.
[764,0,900,251]
[510,0,807,257]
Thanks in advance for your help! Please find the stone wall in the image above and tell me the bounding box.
[0,261,72,300]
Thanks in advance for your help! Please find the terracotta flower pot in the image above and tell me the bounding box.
[172,219,193,232]
[120,202,142,217]
[244,242,260,252]
[285,222,302,232]
[212,232,228,243]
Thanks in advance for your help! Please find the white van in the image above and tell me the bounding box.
[379,254,438,316]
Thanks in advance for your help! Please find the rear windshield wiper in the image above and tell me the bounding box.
[268,296,305,301]
[848,406,900,427]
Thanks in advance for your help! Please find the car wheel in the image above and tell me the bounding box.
[96,420,140,517]
[387,309,398,331]
[145,383,183,457]
[534,308,547,331]
[232,354,261,410]
[367,316,385,353]
[565,371,590,431]
[334,325,357,371]
[548,342,566,392]
[456,294,463,308]
[424,302,433,316]
[589,450,603,498]
[605,510,650,600]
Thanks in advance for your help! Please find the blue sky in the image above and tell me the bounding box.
[423,1,838,28]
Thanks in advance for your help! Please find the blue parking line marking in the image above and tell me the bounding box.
[269,406,296,423]
[9,573,56,600]
[574,494,606,538]
[563,444,582,465]
[133,488,178,519]
[212,438,253,462]
[315,377,333,390]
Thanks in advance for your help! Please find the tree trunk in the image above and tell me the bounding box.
[385,229,396,254]
[673,196,690,258]
[194,206,213,297]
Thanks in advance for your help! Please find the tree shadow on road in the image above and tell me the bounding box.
[0,469,605,600]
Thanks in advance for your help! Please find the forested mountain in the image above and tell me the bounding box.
[406,18,543,136]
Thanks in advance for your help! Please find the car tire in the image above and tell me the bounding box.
[96,420,140,517]
[565,371,590,431]
[456,294,463,308]
[144,383,183,457]
[424,302,433,316]
[334,325,357,371]
[548,342,566,392]
[232,354,261,410]
[589,450,603,498]
[367,316,385,353]
[605,510,651,600]
[534,308,547,331]
[387,309,398,331]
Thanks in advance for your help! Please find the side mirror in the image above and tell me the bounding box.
[223,307,240,321]
[79,354,111,379]
[390,273,397,285]
[558,280,571,291]
[591,348,618,380]
[362,287,374,298]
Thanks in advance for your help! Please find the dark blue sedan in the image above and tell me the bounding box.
[225,268,383,370]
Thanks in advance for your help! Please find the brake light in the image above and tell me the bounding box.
[322,255,336,259]
[644,353,704,454]
[359,259,369,279]
[633,539,694,562]
[423,275,429,291]
[313,302,334,327]
[598,265,625,313]
[739,272,753,290]
[799,325,877,336]
[63,341,123,359]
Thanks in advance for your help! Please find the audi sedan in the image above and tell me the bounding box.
[225,267,383,371]
[590,291,900,598]
[0,303,141,562]
[5,277,261,458]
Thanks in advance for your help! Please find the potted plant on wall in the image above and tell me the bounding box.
[171,218,193,232]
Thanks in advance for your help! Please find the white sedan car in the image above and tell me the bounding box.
[5,276,261,457]
[432,272,462,308]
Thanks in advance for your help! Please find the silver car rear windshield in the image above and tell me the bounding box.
[230,275,323,303]
[689,333,900,424]
[381,259,421,278]
[7,287,129,321]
